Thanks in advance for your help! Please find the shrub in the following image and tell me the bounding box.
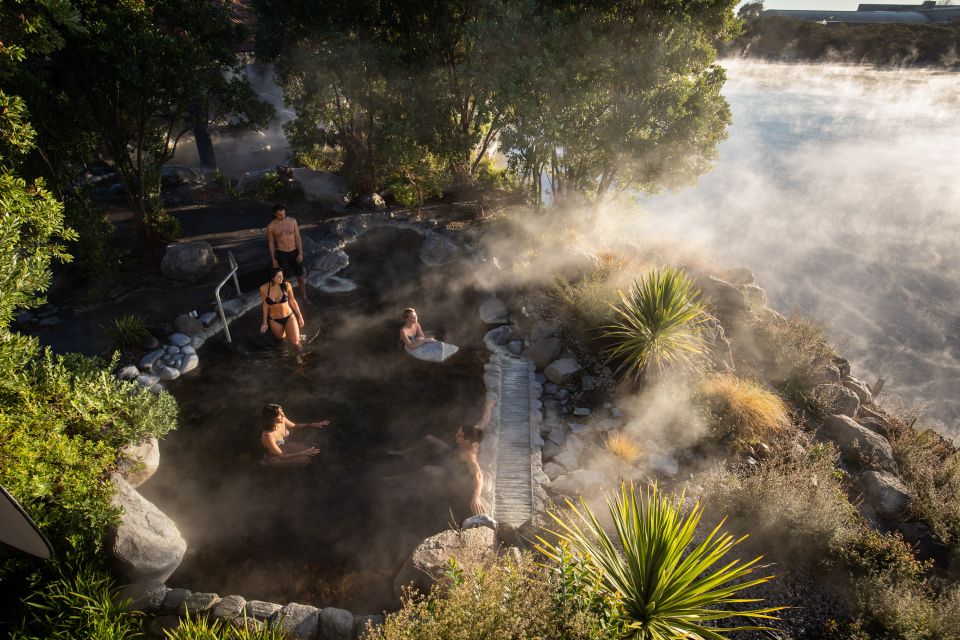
[63,189,118,277]
[254,171,302,202]
[11,564,143,640]
[101,314,151,353]
[603,268,707,381]
[604,431,642,464]
[550,254,636,339]
[388,144,447,209]
[699,374,792,443]
[376,554,607,640]
[539,482,782,639]
[855,579,960,640]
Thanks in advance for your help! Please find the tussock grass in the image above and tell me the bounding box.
[604,431,642,464]
[550,254,639,336]
[700,374,792,442]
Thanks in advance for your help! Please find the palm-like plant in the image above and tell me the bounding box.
[603,268,706,381]
[539,483,782,640]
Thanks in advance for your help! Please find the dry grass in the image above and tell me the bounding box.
[700,374,792,442]
[604,431,642,464]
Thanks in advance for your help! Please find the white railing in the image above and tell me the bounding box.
[214,251,241,343]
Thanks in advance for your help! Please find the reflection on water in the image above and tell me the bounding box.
[139,228,487,611]
[643,60,960,441]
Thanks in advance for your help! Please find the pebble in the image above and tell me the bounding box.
[117,365,140,381]
[139,349,165,371]
[180,345,196,355]
[573,407,591,416]
[165,345,180,354]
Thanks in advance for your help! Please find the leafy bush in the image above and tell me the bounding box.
[699,374,792,443]
[0,350,177,578]
[539,483,781,639]
[376,554,608,640]
[603,268,707,381]
[550,254,635,338]
[254,171,302,202]
[888,426,960,550]
[101,314,151,353]
[11,564,143,640]
[388,144,447,209]
[163,614,291,640]
[473,156,520,194]
[854,579,960,640]
[63,189,118,277]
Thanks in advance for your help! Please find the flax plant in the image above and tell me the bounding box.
[539,482,782,640]
[603,268,707,382]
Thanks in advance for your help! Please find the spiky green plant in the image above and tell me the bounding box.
[539,482,782,640]
[603,268,707,381]
[101,314,150,352]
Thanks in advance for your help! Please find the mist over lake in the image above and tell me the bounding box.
[643,60,960,442]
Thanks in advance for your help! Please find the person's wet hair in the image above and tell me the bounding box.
[272,203,286,214]
[459,424,484,444]
[402,307,416,321]
[269,266,283,281]
[262,403,283,431]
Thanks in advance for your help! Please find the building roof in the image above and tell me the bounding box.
[227,0,256,53]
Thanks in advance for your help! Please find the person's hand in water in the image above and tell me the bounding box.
[260,322,268,334]
[306,446,320,457]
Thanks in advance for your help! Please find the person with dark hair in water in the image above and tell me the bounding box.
[260,267,304,353]
[260,403,329,466]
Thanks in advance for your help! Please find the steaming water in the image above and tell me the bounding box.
[139,228,487,610]
[643,60,960,442]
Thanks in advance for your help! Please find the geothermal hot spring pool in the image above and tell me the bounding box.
[140,227,488,611]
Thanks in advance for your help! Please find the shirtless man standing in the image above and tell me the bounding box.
[267,203,307,301]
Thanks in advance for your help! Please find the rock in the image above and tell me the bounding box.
[547,427,565,445]
[462,514,498,531]
[740,283,767,309]
[179,592,220,617]
[580,374,597,391]
[161,164,205,187]
[507,340,523,355]
[844,376,873,404]
[394,527,498,598]
[479,298,509,324]
[543,462,567,480]
[700,314,735,372]
[161,241,216,281]
[544,358,582,384]
[542,440,561,460]
[180,354,199,374]
[160,588,191,614]
[359,192,386,209]
[354,614,385,639]
[832,357,851,378]
[221,298,245,317]
[118,437,160,488]
[320,607,355,640]
[180,345,196,355]
[138,349,166,371]
[857,470,912,520]
[722,267,757,286]
[859,416,890,438]
[211,594,247,621]
[246,600,283,621]
[191,335,205,349]
[420,232,459,266]
[174,314,204,336]
[291,168,350,209]
[274,603,320,640]
[820,415,894,468]
[522,337,561,369]
[483,326,518,352]
[649,453,679,477]
[165,345,180,354]
[308,249,350,278]
[543,382,558,396]
[550,470,607,495]
[117,365,140,381]
[696,275,748,320]
[115,581,168,612]
[529,320,556,342]
[553,448,578,472]
[169,333,191,347]
[573,407,591,417]
[555,388,570,401]
[136,374,160,389]
[199,311,218,327]
[312,275,357,293]
[157,366,180,382]
[815,384,860,418]
[108,475,186,583]
[149,615,183,637]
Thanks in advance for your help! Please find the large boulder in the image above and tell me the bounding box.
[856,470,912,520]
[819,415,894,469]
[291,169,350,209]
[544,358,582,384]
[815,384,860,418]
[161,164,205,187]
[695,275,748,323]
[161,242,216,281]
[274,603,320,640]
[420,232,459,266]
[173,313,204,337]
[118,437,160,488]
[394,527,498,598]
[523,337,561,369]
[115,581,168,612]
[479,297,509,324]
[108,474,186,583]
[843,376,873,405]
[319,607,354,640]
[306,250,350,288]
[484,326,519,353]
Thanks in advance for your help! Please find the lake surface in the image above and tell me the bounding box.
[643,60,960,442]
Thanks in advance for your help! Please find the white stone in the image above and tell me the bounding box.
[157,366,180,381]
[138,350,165,371]
[118,437,160,488]
[180,354,199,373]
[169,333,191,347]
[117,365,140,381]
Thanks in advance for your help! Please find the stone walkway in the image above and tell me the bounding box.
[480,352,544,527]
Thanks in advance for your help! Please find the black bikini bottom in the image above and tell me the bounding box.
[271,314,293,326]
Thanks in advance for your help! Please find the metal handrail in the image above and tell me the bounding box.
[214,251,241,343]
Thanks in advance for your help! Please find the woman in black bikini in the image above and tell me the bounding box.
[259,267,304,351]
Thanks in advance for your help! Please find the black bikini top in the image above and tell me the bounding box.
[265,284,289,305]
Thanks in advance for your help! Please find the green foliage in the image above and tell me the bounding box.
[63,189,117,276]
[376,553,608,640]
[603,268,707,381]
[251,171,302,202]
[0,351,177,578]
[540,482,782,639]
[387,144,447,209]
[11,563,144,640]
[100,315,150,353]
[213,169,241,199]
[162,614,291,640]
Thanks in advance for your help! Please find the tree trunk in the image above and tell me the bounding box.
[189,101,217,169]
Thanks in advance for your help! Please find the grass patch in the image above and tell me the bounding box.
[699,374,792,443]
[163,614,291,639]
[550,253,637,339]
[100,314,150,353]
[604,431,642,464]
